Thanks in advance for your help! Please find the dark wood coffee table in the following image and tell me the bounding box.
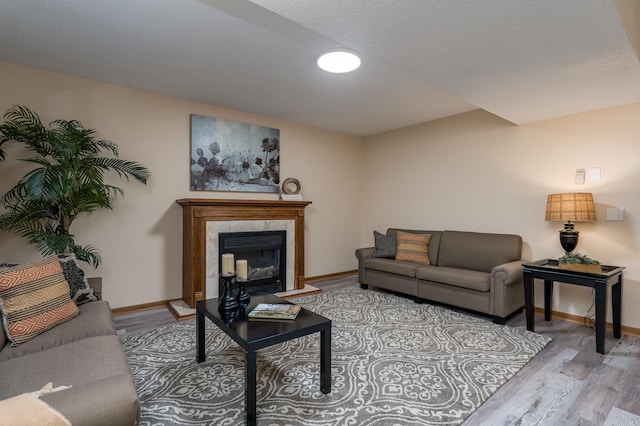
[196,293,332,426]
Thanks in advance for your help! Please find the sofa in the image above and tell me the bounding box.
[0,275,140,425]
[355,228,526,323]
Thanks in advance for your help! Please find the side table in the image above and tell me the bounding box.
[522,259,624,354]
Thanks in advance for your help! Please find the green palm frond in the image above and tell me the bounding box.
[0,105,151,267]
[93,157,150,183]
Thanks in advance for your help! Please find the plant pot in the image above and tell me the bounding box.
[558,263,602,273]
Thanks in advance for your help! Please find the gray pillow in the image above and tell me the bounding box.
[371,231,397,259]
[58,252,98,305]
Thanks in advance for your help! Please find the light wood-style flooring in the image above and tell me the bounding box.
[113,274,640,425]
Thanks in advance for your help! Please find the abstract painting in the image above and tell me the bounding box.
[190,114,280,192]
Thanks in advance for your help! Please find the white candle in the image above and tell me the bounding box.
[221,253,234,274]
[236,259,248,280]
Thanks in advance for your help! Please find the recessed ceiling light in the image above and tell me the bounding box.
[317,49,361,73]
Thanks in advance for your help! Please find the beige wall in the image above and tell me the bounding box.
[361,106,640,329]
[0,61,364,308]
[3,60,640,331]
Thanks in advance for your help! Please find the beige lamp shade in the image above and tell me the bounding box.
[545,193,596,222]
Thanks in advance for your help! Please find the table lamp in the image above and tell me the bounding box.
[545,192,596,253]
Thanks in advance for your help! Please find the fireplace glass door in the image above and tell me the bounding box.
[219,230,286,295]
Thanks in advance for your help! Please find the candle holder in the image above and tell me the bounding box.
[218,273,238,313]
[235,277,251,306]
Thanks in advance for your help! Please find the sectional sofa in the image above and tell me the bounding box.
[0,272,140,425]
[355,228,526,323]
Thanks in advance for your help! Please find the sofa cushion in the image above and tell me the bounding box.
[0,301,116,362]
[42,374,140,426]
[0,335,139,426]
[396,231,431,264]
[363,258,418,278]
[386,229,443,265]
[416,265,491,292]
[58,253,98,305]
[0,256,79,346]
[371,231,397,259]
[438,231,522,272]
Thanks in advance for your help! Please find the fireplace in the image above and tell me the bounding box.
[176,198,311,308]
[219,230,286,295]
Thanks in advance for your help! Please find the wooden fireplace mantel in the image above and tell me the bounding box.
[176,198,312,308]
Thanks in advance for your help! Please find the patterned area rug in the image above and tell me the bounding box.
[122,286,551,425]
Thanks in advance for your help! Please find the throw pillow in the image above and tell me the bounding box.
[58,252,98,305]
[0,255,79,346]
[395,231,432,264]
[371,231,397,259]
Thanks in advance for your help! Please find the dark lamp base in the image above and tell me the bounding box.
[559,223,579,253]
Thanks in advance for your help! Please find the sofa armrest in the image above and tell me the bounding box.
[87,277,103,300]
[355,247,375,262]
[490,260,527,320]
[491,260,525,287]
[355,247,375,284]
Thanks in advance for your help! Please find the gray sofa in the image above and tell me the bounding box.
[355,229,526,323]
[0,278,140,425]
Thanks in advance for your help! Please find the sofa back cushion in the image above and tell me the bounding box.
[0,255,79,346]
[386,229,443,265]
[438,231,522,272]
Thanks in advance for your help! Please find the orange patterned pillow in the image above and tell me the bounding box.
[395,231,432,264]
[0,255,79,346]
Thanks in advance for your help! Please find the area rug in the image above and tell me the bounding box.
[122,286,551,425]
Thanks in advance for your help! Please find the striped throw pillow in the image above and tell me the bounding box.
[395,231,432,264]
[0,255,79,346]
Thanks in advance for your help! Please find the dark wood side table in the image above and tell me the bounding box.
[522,259,624,354]
[196,293,332,426]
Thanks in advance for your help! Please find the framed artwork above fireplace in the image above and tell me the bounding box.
[190,114,280,193]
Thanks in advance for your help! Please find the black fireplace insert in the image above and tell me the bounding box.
[218,230,286,295]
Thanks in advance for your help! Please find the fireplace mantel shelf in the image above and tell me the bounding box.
[177,198,312,308]
[177,198,311,209]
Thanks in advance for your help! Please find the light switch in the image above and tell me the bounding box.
[606,207,624,221]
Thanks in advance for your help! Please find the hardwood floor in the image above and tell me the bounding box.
[114,305,177,336]
[113,274,640,425]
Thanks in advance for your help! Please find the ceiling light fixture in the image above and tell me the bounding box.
[317,49,361,73]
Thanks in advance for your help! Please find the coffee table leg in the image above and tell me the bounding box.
[196,309,205,363]
[320,325,331,394]
[246,349,257,426]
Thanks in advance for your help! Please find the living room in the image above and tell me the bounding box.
[1,1,640,424]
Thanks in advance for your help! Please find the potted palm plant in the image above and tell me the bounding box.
[0,105,150,267]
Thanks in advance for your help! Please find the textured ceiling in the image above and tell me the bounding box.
[1,0,639,136]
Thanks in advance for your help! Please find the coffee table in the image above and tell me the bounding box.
[196,293,332,426]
